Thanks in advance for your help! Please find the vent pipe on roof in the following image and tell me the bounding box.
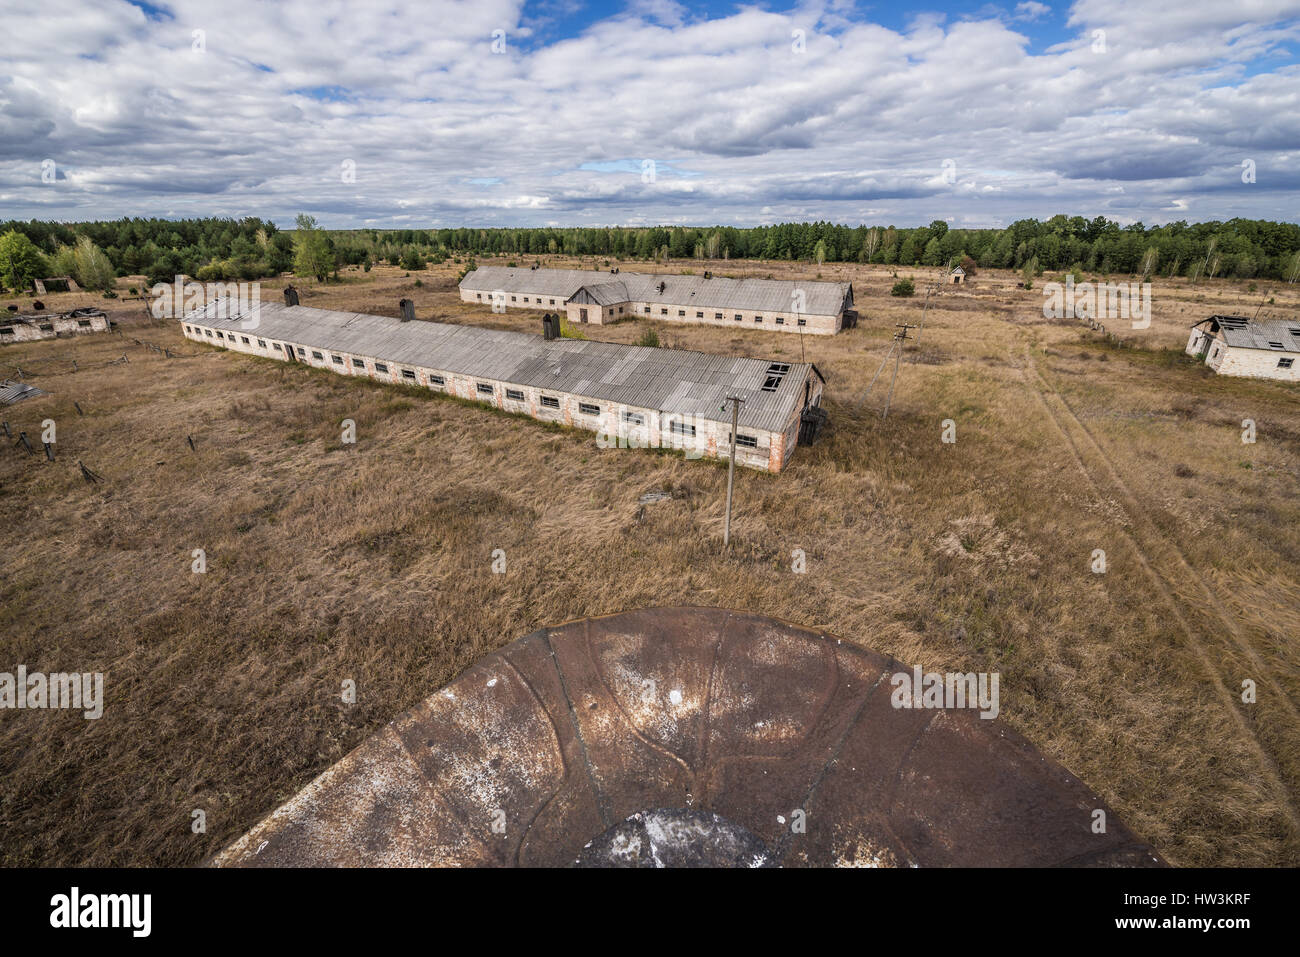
[283,286,299,307]
[399,298,414,322]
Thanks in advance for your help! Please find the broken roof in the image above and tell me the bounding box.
[460,266,852,316]
[184,299,816,433]
[0,380,47,406]
[1196,315,1300,353]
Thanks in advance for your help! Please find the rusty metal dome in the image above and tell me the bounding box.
[213,607,1163,867]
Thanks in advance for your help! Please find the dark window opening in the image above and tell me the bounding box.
[477,383,494,395]
[578,402,600,416]
[762,362,791,392]
[669,420,696,437]
[540,395,560,409]
[505,388,524,400]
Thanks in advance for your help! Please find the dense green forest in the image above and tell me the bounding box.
[3,215,1299,295]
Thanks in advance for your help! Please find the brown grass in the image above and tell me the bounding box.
[1,258,1298,866]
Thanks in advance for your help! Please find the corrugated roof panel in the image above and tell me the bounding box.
[460,266,850,317]
[185,300,812,431]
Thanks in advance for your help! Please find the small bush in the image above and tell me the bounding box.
[890,278,915,297]
[637,328,660,348]
[559,318,587,340]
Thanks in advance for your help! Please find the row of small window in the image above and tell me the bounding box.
[645,306,805,326]
[191,326,264,348]
[474,293,561,307]
[189,327,442,383]
[1,320,92,335]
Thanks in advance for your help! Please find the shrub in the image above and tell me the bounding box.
[890,278,915,297]
[559,318,587,340]
[637,328,660,348]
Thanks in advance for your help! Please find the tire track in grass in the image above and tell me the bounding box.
[1015,344,1300,839]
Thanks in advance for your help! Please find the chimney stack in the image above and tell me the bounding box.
[543,313,559,340]
[399,298,414,322]
[283,285,299,307]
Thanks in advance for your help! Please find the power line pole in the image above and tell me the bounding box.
[722,395,744,548]
[882,322,916,419]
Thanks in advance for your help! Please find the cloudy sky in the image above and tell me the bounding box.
[3,0,1298,229]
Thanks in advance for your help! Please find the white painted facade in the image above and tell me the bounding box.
[1185,318,1300,383]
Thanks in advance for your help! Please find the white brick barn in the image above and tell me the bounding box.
[1185,315,1300,382]
[181,296,828,472]
[458,266,855,335]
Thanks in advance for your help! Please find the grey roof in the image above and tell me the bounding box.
[460,266,852,316]
[184,300,814,432]
[571,281,630,306]
[1197,315,1300,353]
[0,380,47,406]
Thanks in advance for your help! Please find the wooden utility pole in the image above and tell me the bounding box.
[882,322,916,420]
[722,396,744,548]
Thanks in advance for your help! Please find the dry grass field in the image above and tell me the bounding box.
[1,256,1297,867]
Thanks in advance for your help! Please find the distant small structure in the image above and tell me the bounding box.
[32,277,80,295]
[0,308,110,345]
[949,266,965,285]
[1186,315,1300,381]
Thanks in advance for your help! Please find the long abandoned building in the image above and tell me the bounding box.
[0,308,110,344]
[458,265,854,335]
[181,294,827,472]
[1185,315,1300,382]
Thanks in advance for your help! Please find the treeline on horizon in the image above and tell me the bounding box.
[3,215,1300,293]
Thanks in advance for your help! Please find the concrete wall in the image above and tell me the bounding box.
[1211,344,1300,382]
[1187,327,1299,382]
[0,313,110,344]
[564,299,841,335]
[460,288,567,312]
[183,319,806,472]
